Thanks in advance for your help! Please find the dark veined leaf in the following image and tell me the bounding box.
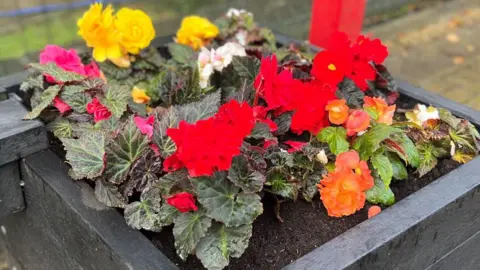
[302,169,323,201]
[47,118,73,138]
[94,178,127,208]
[61,131,105,180]
[228,155,266,193]
[60,91,92,113]
[153,108,178,158]
[155,169,192,196]
[173,209,212,260]
[231,56,260,83]
[99,84,130,118]
[123,151,162,197]
[366,172,395,206]
[317,126,349,155]
[386,152,408,180]
[439,108,461,129]
[383,133,420,168]
[191,172,263,227]
[196,223,252,270]
[266,168,298,200]
[353,124,402,160]
[105,117,149,184]
[25,85,61,119]
[249,122,273,139]
[274,112,292,135]
[266,150,294,168]
[336,77,365,108]
[98,60,132,80]
[168,43,195,64]
[29,63,84,82]
[371,152,393,187]
[417,143,438,177]
[61,85,89,96]
[124,186,163,231]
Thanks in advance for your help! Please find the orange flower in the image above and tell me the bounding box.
[345,110,370,136]
[317,169,366,217]
[326,99,349,125]
[363,96,396,125]
[335,150,374,191]
[368,206,382,218]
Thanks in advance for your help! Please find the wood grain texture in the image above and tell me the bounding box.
[1,150,177,270]
[0,162,24,220]
[0,98,48,166]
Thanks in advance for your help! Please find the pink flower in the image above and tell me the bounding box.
[86,98,111,123]
[134,115,155,139]
[150,143,160,156]
[52,96,72,114]
[84,61,101,78]
[39,45,86,83]
[284,141,307,153]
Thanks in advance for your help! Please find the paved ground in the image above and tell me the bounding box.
[369,0,480,110]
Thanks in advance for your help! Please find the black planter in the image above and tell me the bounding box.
[1,37,480,270]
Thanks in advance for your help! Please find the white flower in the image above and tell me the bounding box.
[226,8,251,18]
[235,30,248,46]
[211,42,246,72]
[199,62,213,89]
[316,150,328,165]
[406,104,440,125]
[198,47,211,68]
[450,141,456,157]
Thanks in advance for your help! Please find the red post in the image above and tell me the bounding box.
[309,0,366,48]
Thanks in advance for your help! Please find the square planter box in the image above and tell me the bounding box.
[1,36,480,270]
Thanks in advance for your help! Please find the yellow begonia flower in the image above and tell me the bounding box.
[109,54,131,68]
[132,87,151,104]
[116,8,155,54]
[176,16,219,51]
[77,3,122,62]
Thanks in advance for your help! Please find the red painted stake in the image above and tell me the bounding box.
[309,0,366,48]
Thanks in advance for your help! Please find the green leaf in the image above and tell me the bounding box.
[105,117,149,184]
[30,63,84,82]
[176,90,221,124]
[317,127,349,155]
[61,131,105,180]
[191,172,263,227]
[60,91,92,113]
[47,118,73,138]
[366,173,395,206]
[384,133,420,168]
[417,143,438,177]
[387,152,408,180]
[25,85,61,119]
[249,122,273,139]
[173,210,212,260]
[153,108,178,158]
[302,170,323,201]
[94,179,127,208]
[228,155,266,193]
[353,124,402,160]
[274,112,292,135]
[20,74,44,92]
[439,108,461,128]
[336,77,365,108]
[123,151,162,197]
[168,43,195,64]
[231,56,260,83]
[364,107,379,120]
[266,169,298,200]
[124,186,163,231]
[266,150,294,168]
[157,203,179,227]
[155,169,191,195]
[61,85,88,96]
[98,61,132,80]
[100,84,130,118]
[371,152,393,187]
[196,223,252,270]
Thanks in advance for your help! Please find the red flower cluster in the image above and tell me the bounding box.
[86,98,112,123]
[311,32,388,91]
[53,96,72,114]
[166,192,198,213]
[164,100,255,177]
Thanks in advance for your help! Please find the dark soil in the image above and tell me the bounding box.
[146,159,460,270]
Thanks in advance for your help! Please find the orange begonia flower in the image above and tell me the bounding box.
[131,86,151,104]
[317,169,366,217]
[326,99,349,125]
[335,150,374,191]
[345,110,370,136]
[363,96,396,125]
[368,205,382,218]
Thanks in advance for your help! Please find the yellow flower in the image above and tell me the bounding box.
[77,3,122,62]
[116,8,155,54]
[109,54,131,68]
[132,87,151,104]
[176,16,219,51]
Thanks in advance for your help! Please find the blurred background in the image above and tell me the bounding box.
[0,0,479,108]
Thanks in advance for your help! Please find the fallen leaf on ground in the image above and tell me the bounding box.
[453,56,465,65]
[446,33,460,43]
[467,45,475,52]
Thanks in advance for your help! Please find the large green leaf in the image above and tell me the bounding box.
[302,170,323,201]
[353,124,402,160]
[417,143,438,177]
[124,186,163,231]
[317,126,349,155]
[30,63,84,82]
[384,133,420,168]
[47,118,73,138]
[232,56,260,83]
[61,131,105,180]
[191,172,263,227]
[387,152,408,180]
[168,43,195,65]
[371,152,393,187]
[155,169,192,195]
[153,108,178,158]
[100,84,130,118]
[94,179,127,208]
[173,210,212,260]
[176,90,221,124]
[61,85,89,96]
[439,108,461,129]
[196,223,252,270]
[105,117,149,184]
[60,91,92,113]
[228,155,266,193]
[123,151,162,197]
[366,173,395,206]
[25,85,61,119]
[249,122,273,139]
[266,169,298,200]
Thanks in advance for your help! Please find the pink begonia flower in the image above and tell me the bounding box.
[53,96,72,114]
[86,98,111,123]
[284,141,308,153]
[39,45,86,83]
[84,61,101,78]
[134,115,155,139]
[150,143,161,156]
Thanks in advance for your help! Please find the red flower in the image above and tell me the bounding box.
[352,35,388,65]
[150,143,160,156]
[134,115,155,139]
[348,60,376,91]
[311,49,353,87]
[253,106,277,132]
[53,96,72,114]
[263,138,278,149]
[215,100,255,139]
[285,141,307,153]
[86,98,111,123]
[166,192,198,213]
